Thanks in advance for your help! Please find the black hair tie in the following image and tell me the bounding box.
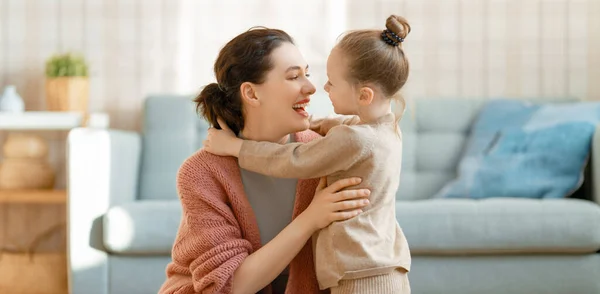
[381,29,404,47]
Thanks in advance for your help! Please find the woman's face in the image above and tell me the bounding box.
[249,42,316,137]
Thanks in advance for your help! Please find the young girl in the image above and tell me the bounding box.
[204,15,411,294]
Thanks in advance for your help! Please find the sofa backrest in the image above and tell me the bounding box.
[397,99,486,200]
[138,95,209,200]
[137,95,579,201]
[396,97,576,201]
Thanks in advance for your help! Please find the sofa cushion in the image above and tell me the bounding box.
[139,95,210,200]
[434,99,600,200]
[397,172,455,201]
[103,201,181,254]
[398,97,580,201]
[104,198,600,256]
[396,198,600,254]
[397,99,487,201]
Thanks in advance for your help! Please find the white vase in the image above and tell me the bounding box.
[0,85,25,112]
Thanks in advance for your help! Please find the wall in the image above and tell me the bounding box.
[1,0,599,131]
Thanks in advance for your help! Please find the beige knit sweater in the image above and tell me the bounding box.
[239,113,411,290]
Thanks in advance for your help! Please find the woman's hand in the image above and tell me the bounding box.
[203,118,243,157]
[301,177,370,231]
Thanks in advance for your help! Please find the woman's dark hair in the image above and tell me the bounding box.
[194,27,294,135]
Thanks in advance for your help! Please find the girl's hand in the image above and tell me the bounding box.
[203,118,243,157]
[301,177,370,231]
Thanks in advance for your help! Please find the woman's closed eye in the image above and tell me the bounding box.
[289,73,310,80]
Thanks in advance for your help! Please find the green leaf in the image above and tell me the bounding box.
[45,53,89,77]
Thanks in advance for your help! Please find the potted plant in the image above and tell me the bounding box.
[45,53,89,112]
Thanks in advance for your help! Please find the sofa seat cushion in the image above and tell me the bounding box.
[396,198,600,255]
[103,201,181,254]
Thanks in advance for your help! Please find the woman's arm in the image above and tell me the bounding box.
[232,211,313,294]
[233,176,369,294]
[309,114,361,136]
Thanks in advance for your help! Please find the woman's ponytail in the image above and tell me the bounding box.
[194,83,244,135]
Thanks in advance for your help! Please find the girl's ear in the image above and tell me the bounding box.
[358,86,375,106]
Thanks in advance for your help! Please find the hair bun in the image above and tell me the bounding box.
[385,15,411,40]
[194,83,230,130]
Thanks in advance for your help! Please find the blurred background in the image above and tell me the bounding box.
[1,0,599,131]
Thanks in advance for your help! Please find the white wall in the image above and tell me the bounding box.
[1,0,599,130]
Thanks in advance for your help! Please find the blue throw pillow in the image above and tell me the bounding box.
[435,99,600,199]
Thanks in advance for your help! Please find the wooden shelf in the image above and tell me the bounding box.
[0,189,66,204]
[0,111,109,130]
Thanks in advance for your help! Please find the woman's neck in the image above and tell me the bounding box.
[240,122,289,144]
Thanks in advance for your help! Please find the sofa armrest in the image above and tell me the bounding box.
[591,125,600,206]
[67,128,141,294]
[68,128,141,205]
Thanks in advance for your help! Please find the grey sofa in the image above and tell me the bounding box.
[67,95,600,294]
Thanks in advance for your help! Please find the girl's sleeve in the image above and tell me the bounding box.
[309,115,361,136]
[238,125,368,179]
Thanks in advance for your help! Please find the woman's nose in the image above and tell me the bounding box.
[304,80,316,95]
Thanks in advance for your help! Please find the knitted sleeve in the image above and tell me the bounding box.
[309,114,361,136]
[239,125,369,179]
[168,156,253,294]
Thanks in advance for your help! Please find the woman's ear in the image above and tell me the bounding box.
[358,86,375,106]
[240,82,260,107]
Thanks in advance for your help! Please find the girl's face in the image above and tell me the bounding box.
[248,42,316,137]
[324,47,361,115]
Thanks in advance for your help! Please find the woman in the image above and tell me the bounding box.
[158,27,371,294]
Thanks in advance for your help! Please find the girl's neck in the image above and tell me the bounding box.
[357,97,393,123]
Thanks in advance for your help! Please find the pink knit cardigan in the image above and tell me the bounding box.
[159,130,326,294]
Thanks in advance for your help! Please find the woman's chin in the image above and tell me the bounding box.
[291,118,310,133]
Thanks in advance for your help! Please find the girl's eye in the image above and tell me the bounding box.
[305,73,311,78]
